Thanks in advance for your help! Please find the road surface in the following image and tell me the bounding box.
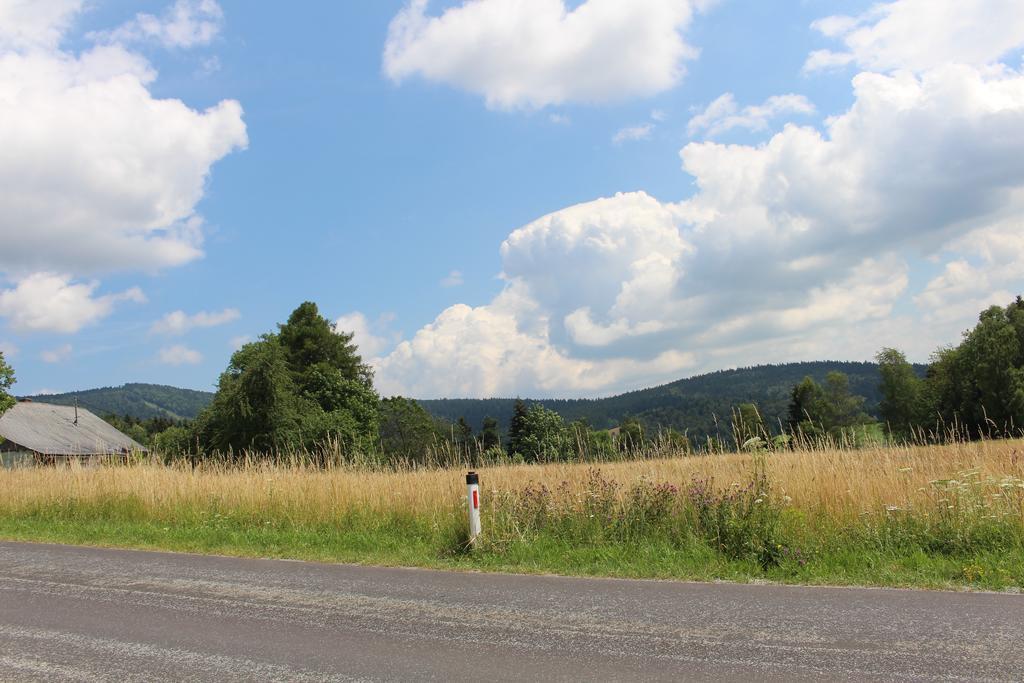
[0,541,1021,681]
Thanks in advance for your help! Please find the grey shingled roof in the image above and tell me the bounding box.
[0,402,146,456]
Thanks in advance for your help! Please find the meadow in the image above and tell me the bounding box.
[1,438,1022,590]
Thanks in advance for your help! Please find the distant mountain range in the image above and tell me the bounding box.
[23,361,926,440]
[24,383,214,421]
[419,361,928,440]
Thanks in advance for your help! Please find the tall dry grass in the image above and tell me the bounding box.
[1,439,1021,525]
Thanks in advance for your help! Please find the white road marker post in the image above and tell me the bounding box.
[466,471,481,547]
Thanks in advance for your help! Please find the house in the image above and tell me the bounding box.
[0,401,146,467]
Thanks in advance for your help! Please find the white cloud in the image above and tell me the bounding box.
[158,345,202,365]
[0,273,145,333]
[335,312,393,359]
[0,2,247,280]
[0,0,82,50]
[92,0,224,49]
[612,123,653,145]
[375,287,696,398]
[383,0,709,109]
[549,113,571,125]
[687,93,815,138]
[805,0,1024,73]
[440,270,464,287]
[150,308,240,335]
[915,218,1024,326]
[374,63,1024,398]
[40,343,72,363]
[650,109,667,122]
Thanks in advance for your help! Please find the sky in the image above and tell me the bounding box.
[1,0,1023,399]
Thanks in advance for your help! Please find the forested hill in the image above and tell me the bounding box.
[419,361,927,440]
[20,361,926,438]
[24,384,214,420]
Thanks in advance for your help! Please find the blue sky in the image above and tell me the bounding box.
[1,0,1023,398]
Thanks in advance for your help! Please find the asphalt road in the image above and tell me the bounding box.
[0,542,1022,682]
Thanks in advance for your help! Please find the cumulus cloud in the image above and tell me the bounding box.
[158,345,202,365]
[915,218,1024,326]
[40,343,72,363]
[91,0,224,49]
[0,273,145,333]
[687,93,815,138]
[0,0,81,50]
[374,287,696,398]
[383,0,709,109]
[0,1,247,282]
[150,308,240,335]
[374,62,1024,398]
[805,0,1024,73]
[335,312,394,359]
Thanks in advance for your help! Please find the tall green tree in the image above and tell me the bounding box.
[0,351,15,415]
[195,302,380,455]
[876,348,926,437]
[506,399,529,457]
[961,305,1024,431]
[197,337,304,453]
[480,416,501,451]
[788,376,823,429]
[378,397,440,463]
[278,302,373,388]
[820,371,868,429]
[925,302,1024,435]
[512,404,570,462]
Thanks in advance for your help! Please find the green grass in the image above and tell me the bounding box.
[2,510,1022,591]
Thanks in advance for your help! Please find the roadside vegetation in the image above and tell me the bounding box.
[1,297,1023,589]
[0,439,1021,590]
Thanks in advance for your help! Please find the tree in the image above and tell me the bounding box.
[456,417,473,445]
[508,403,570,462]
[378,397,441,464]
[481,416,501,451]
[876,348,926,438]
[153,425,194,458]
[506,399,529,457]
[923,301,1024,436]
[0,352,15,415]
[787,372,870,438]
[820,371,868,429]
[788,376,823,430]
[196,302,380,456]
[278,301,373,388]
[961,305,1024,432]
[618,417,645,453]
[197,337,304,453]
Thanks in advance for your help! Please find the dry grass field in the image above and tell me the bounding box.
[1,439,1020,522]
[1,440,1022,589]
